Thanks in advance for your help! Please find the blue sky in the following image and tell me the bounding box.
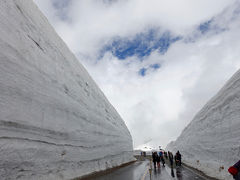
[100,30,181,60]
[139,63,160,76]
[34,0,240,148]
[198,20,212,34]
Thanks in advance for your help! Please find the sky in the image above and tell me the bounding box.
[34,0,240,149]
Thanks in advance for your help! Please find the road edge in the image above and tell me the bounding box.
[183,163,219,180]
[72,160,137,180]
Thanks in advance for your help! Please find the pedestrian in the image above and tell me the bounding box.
[161,155,165,167]
[228,160,240,180]
[175,151,182,166]
[159,151,165,167]
[169,152,174,168]
[157,154,160,168]
[152,152,157,168]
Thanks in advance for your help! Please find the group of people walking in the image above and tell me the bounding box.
[151,150,240,180]
[152,151,165,168]
[152,150,182,168]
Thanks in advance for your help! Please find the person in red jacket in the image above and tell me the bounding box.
[228,160,240,180]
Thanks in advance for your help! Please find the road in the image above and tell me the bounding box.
[84,159,210,180]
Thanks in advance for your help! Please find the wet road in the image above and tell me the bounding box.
[145,165,207,180]
[86,160,209,180]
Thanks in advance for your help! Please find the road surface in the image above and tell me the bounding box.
[84,159,211,180]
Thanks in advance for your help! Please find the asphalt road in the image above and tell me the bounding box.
[145,164,207,180]
[85,159,211,180]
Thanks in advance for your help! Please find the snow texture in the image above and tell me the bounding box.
[0,0,134,179]
[167,69,240,179]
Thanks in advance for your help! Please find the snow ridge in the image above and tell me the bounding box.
[167,69,240,179]
[0,0,134,179]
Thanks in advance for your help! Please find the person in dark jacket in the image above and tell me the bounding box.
[175,151,182,166]
[168,152,174,168]
[152,152,157,168]
[228,160,240,180]
[156,154,161,168]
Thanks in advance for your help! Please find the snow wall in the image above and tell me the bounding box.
[167,69,240,179]
[0,0,134,179]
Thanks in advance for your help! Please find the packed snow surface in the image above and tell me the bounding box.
[0,0,134,179]
[167,69,240,179]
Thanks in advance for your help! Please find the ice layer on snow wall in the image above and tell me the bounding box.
[167,69,240,179]
[0,0,134,179]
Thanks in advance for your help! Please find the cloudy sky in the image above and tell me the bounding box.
[34,0,240,149]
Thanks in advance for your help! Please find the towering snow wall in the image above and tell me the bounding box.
[167,69,240,179]
[0,0,134,179]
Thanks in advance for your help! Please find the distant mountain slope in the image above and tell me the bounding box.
[167,69,240,179]
[0,0,134,179]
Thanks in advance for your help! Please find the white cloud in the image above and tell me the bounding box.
[35,0,235,56]
[34,0,240,148]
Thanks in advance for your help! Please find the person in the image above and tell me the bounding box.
[175,151,182,166]
[152,152,157,168]
[228,160,240,180]
[168,151,171,159]
[159,151,165,167]
[169,152,174,168]
[157,153,161,168]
